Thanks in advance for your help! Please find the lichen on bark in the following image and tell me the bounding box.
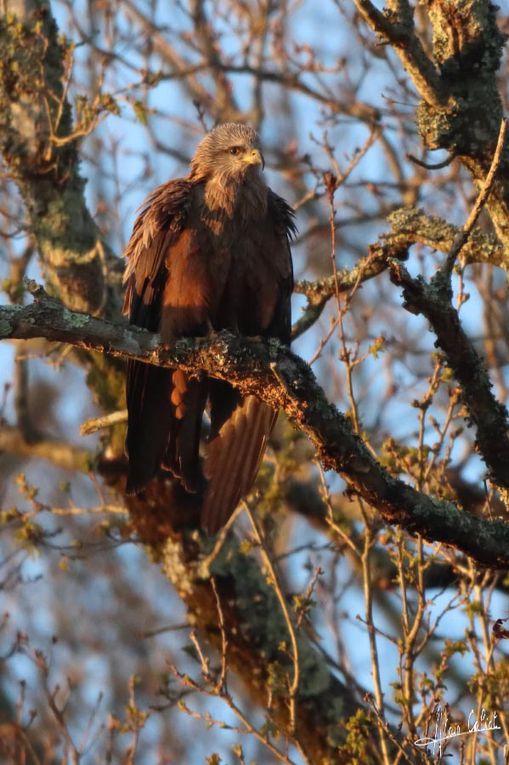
[0,2,122,316]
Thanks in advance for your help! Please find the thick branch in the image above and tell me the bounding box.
[356,0,509,254]
[298,207,506,283]
[293,205,505,339]
[390,261,509,492]
[157,531,363,763]
[3,290,509,567]
[0,1,127,432]
[352,0,445,108]
[385,208,506,270]
[0,1,123,317]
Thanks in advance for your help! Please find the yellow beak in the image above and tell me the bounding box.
[242,148,264,169]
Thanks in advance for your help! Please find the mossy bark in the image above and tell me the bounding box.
[0,1,124,315]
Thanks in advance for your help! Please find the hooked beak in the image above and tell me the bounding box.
[242,148,265,169]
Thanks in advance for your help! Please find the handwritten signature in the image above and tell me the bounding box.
[415,705,501,756]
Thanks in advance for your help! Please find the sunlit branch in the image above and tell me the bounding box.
[2,286,509,567]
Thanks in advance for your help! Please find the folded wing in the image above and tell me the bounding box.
[124,180,207,496]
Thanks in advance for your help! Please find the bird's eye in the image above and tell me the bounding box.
[229,146,241,156]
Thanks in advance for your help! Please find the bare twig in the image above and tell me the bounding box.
[0,424,93,473]
[244,503,300,735]
[443,118,507,276]
[349,0,444,108]
[80,409,127,435]
[406,152,455,170]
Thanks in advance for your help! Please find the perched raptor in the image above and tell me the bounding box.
[123,123,295,533]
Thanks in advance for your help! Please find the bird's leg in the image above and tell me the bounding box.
[205,318,216,337]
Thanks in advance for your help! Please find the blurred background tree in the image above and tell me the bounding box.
[1,1,509,763]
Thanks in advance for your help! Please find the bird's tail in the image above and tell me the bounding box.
[125,362,206,496]
[201,395,277,534]
[125,360,174,495]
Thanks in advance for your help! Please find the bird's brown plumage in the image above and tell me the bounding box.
[123,123,294,533]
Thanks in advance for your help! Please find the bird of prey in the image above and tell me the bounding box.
[123,123,294,534]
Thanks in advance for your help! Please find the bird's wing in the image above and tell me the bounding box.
[264,189,295,342]
[124,179,207,495]
[201,191,295,533]
[123,179,193,327]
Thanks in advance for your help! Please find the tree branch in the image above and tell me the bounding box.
[0,1,123,317]
[357,0,509,252]
[293,203,505,340]
[390,260,509,494]
[3,289,509,567]
[0,423,93,472]
[385,207,506,270]
[0,1,127,427]
[158,530,364,763]
[351,0,445,108]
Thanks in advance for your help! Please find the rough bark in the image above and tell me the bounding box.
[356,0,509,254]
[0,0,126,439]
[0,0,123,316]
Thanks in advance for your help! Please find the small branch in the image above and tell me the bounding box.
[162,531,361,761]
[3,291,509,566]
[385,207,505,269]
[0,424,93,473]
[390,260,509,492]
[406,152,456,170]
[123,0,242,122]
[80,409,127,436]
[443,118,507,276]
[350,0,445,108]
[245,503,300,735]
[291,298,328,341]
[49,505,127,516]
[293,246,408,338]
[189,0,239,119]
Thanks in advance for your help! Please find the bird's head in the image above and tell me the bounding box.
[190,123,265,183]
